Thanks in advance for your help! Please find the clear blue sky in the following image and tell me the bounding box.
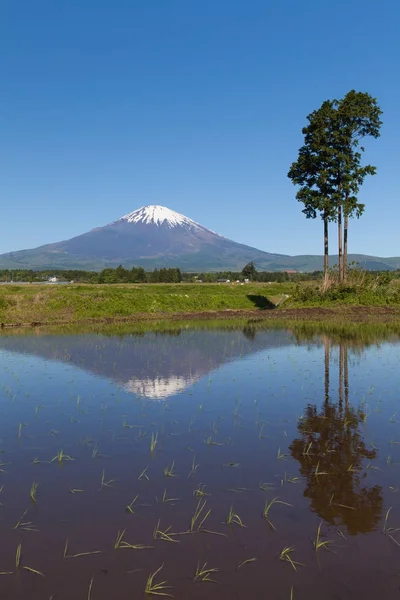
[1,0,399,257]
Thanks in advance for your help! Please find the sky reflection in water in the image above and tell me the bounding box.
[0,327,399,599]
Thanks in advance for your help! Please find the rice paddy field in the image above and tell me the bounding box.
[1,323,400,599]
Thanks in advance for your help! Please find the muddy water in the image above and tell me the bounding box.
[0,327,400,599]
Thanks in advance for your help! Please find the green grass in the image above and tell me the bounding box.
[0,282,292,325]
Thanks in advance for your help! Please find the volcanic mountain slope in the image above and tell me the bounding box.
[0,205,399,271]
[0,205,287,271]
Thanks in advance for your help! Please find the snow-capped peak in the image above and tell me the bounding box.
[118,205,201,230]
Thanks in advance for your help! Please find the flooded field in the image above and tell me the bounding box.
[0,325,400,599]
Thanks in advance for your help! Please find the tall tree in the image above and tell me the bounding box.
[288,92,382,283]
[333,91,382,281]
[288,100,337,282]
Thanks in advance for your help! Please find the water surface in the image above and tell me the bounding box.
[0,326,400,599]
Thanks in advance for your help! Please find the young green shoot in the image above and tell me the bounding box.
[237,557,258,570]
[188,456,199,478]
[114,529,153,550]
[144,564,172,597]
[87,575,94,600]
[138,466,150,481]
[125,495,139,514]
[51,449,74,464]
[163,461,177,478]
[99,469,116,490]
[278,546,304,571]
[193,562,219,583]
[153,519,179,543]
[30,482,38,503]
[150,432,159,454]
[313,521,334,552]
[63,538,102,558]
[226,505,245,528]
[190,499,211,532]
[263,497,292,531]
[193,484,209,498]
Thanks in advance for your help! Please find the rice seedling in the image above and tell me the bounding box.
[225,505,245,528]
[278,546,304,571]
[313,461,329,479]
[150,432,158,454]
[161,488,180,504]
[125,495,139,514]
[99,469,116,489]
[382,507,400,535]
[237,557,257,569]
[336,529,346,541]
[203,436,222,446]
[17,423,27,439]
[138,466,150,481]
[144,564,172,597]
[259,482,274,492]
[87,575,94,600]
[15,543,21,569]
[277,447,288,460]
[188,456,199,478]
[280,472,300,486]
[163,461,177,477]
[34,404,44,418]
[63,538,102,558]
[114,529,153,550]
[29,482,38,503]
[69,488,84,494]
[329,494,355,511]
[313,521,334,552]
[193,562,219,583]
[302,441,313,456]
[51,449,74,464]
[263,497,292,530]
[23,566,45,576]
[193,484,209,497]
[189,498,218,534]
[12,542,44,576]
[153,519,179,543]
[366,462,382,471]
[13,509,38,532]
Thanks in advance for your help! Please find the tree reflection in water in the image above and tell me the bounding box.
[290,336,383,535]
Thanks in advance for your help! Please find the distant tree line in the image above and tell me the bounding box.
[1,265,398,284]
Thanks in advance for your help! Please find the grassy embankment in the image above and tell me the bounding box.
[0,283,292,327]
[1,280,400,328]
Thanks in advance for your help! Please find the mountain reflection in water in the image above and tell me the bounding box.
[0,327,295,399]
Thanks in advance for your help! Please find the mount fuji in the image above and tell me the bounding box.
[0,205,288,271]
[0,205,399,272]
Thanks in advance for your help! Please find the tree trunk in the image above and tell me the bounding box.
[339,341,344,414]
[344,343,349,409]
[338,204,343,283]
[343,211,348,282]
[324,335,330,406]
[323,210,329,288]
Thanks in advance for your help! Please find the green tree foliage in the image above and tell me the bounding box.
[288,90,382,282]
[241,261,258,280]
